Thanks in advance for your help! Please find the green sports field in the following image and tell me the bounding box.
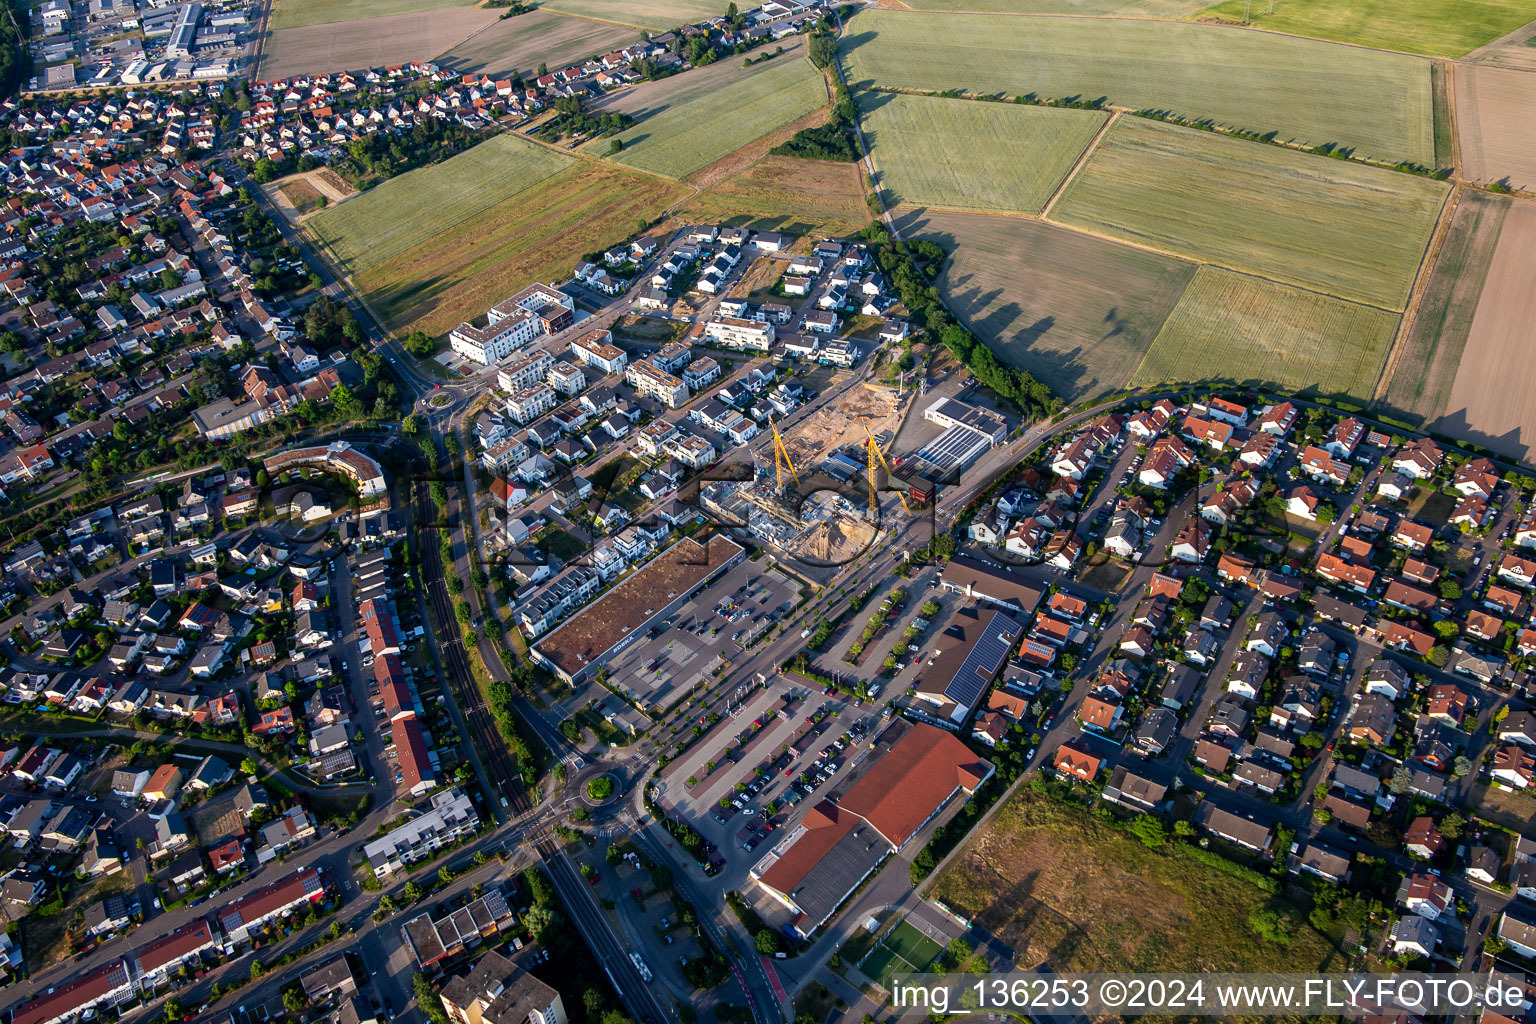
[306,134,575,275]
[861,92,1107,214]
[860,920,944,986]
[1049,117,1447,309]
[1130,267,1401,399]
[598,53,827,179]
[1193,0,1536,58]
[839,8,1435,165]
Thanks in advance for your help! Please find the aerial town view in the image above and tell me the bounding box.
[3,0,1536,1021]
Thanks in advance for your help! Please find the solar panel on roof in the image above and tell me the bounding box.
[944,613,1020,710]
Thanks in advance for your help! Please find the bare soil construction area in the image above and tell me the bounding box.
[777,382,905,468]
[1437,199,1536,460]
[267,168,358,223]
[1455,64,1536,190]
[788,516,877,565]
[259,6,499,80]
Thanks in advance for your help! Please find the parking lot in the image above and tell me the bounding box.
[600,559,802,714]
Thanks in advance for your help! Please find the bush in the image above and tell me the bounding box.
[587,776,614,801]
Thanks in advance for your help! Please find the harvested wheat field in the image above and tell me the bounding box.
[672,155,870,238]
[1437,200,1536,461]
[778,383,905,468]
[433,9,639,78]
[839,8,1435,165]
[1461,17,1536,70]
[1130,267,1400,399]
[266,0,478,31]
[860,91,1107,214]
[905,0,1207,15]
[1455,64,1536,190]
[260,6,499,79]
[1050,116,1447,310]
[354,162,686,336]
[541,0,725,30]
[931,790,1343,980]
[894,208,1195,401]
[1384,190,1509,426]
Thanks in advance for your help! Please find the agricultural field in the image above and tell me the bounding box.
[671,155,870,238]
[931,791,1342,978]
[540,0,729,30]
[1463,19,1536,71]
[1192,0,1536,57]
[893,209,1195,401]
[1384,190,1509,425]
[432,9,639,78]
[1128,267,1400,399]
[595,50,827,179]
[260,6,499,80]
[1049,117,1447,309]
[1455,65,1536,190]
[266,0,477,31]
[1437,200,1536,462]
[351,162,686,337]
[904,0,1207,16]
[838,9,1435,165]
[860,92,1106,214]
[306,134,575,276]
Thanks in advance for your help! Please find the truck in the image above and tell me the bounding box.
[630,952,653,983]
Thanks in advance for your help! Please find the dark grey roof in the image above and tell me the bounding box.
[944,611,1021,710]
[780,820,890,930]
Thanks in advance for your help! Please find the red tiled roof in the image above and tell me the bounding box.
[755,802,859,899]
[835,724,989,848]
[135,919,214,973]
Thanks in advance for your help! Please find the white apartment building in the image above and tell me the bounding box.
[547,362,586,396]
[626,361,688,408]
[506,384,557,425]
[569,329,628,375]
[362,788,481,878]
[497,347,554,393]
[704,316,775,352]
[449,285,574,365]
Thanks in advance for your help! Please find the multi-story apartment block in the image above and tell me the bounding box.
[703,316,775,352]
[568,329,627,375]
[547,362,586,396]
[361,788,480,878]
[449,285,574,365]
[496,347,554,393]
[506,384,557,425]
[625,361,688,409]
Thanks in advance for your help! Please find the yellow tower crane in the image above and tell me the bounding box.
[771,421,800,494]
[863,420,912,520]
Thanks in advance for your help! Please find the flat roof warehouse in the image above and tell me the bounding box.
[531,534,745,684]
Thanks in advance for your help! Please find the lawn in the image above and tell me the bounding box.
[1192,0,1536,58]
[266,0,477,31]
[596,51,828,179]
[1383,190,1510,425]
[350,161,686,336]
[839,8,1435,165]
[1049,116,1448,310]
[306,134,575,276]
[931,790,1342,977]
[893,208,1196,402]
[882,920,944,968]
[433,9,640,78]
[860,92,1107,214]
[541,0,728,30]
[671,154,871,238]
[1128,267,1401,400]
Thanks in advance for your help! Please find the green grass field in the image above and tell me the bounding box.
[839,9,1434,165]
[541,0,731,30]
[266,0,476,30]
[860,93,1106,214]
[599,53,827,179]
[306,135,574,275]
[893,208,1195,401]
[1129,267,1400,399]
[1049,117,1447,309]
[1193,0,1536,58]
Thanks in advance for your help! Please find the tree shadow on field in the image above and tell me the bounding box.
[1430,407,1530,465]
